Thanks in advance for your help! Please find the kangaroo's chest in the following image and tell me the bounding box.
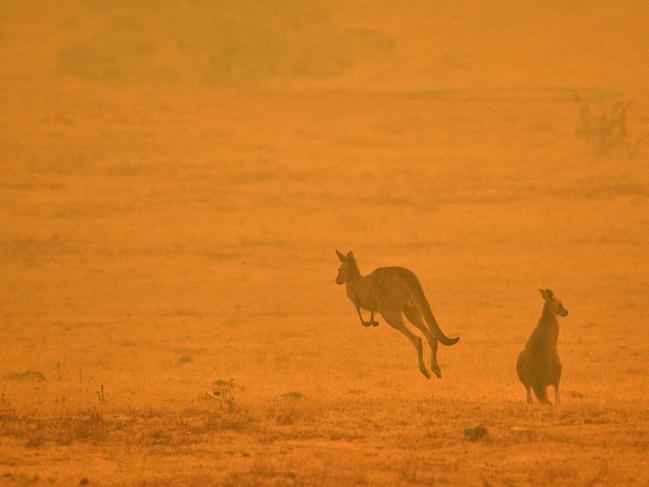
[347,279,378,311]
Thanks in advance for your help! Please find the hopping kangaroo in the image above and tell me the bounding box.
[517,289,568,405]
[335,250,459,379]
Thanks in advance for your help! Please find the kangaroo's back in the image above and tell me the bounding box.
[371,266,419,294]
[370,266,459,346]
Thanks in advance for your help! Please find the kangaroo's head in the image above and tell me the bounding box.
[540,288,568,317]
[335,250,358,285]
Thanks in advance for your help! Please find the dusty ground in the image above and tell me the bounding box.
[1,1,649,485]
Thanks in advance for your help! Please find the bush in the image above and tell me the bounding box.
[54,0,394,83]
[577,98,649,158]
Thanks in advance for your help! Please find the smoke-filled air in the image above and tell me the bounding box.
[2,1,649,485]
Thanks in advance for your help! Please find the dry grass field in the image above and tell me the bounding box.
[2,1,649,485]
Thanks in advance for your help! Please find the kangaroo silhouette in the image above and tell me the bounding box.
[335,250,459,379]
[517,289,568,405]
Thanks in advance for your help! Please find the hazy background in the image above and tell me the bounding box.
[1,1,649,485]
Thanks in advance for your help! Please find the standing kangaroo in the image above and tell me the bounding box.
[517,289,568,405]
[335,250,459,379]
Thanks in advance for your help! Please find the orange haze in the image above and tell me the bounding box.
[1,1,649,485]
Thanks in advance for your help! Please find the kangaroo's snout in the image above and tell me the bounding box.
[335,267,346,285]
[335,262,348,285]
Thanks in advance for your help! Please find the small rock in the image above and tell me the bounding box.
[206,391,230,400]
[464,425,489,441]
[79,479,89,486]
[4,370,46,382]
[276,391,307,401]
[213,378,237,389]
[178,355,193,364]
[205,390,236,411]
[24,436,44,449]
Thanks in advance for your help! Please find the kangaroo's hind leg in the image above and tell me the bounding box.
[381,309,431,379]
[404,304,441,378]
[369,311,379,327]
[552,356,562,405]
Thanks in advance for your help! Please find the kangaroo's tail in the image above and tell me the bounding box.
[532,384,550,404]
[409,278,459,346]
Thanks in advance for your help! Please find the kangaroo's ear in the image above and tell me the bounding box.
[346,251,355,261]
[539,289,553,301]
[336,250,346,263]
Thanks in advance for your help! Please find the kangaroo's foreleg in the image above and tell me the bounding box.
[382,309,431,379]
[404,304,441,378]
[355,305,374,327]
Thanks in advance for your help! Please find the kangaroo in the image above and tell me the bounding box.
[516,289,568,405]
[335,250,459,379]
